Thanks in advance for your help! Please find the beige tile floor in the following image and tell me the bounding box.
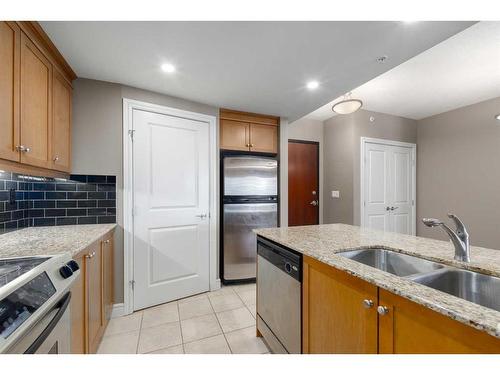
[98,283,269,354]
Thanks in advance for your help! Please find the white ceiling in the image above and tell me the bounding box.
[40,21,474,121]
[306,21,500,121]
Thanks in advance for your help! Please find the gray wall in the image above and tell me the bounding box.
[287,117,325,223]
[72,78,219,302]
[323,109,417,225]
[416,96,500,249]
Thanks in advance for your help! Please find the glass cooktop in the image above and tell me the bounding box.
[0,257,50,288]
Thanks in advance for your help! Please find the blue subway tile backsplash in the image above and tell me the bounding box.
[0,170,116,234]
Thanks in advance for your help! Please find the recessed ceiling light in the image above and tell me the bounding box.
[161,63,176,73]
[307,81,319,90]
[495,114,500,121]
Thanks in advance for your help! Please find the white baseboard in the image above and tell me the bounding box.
[111,303,126,318]
[210,278,221,291]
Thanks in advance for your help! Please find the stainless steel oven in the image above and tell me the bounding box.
[0,254,79,354]
[256,237,302,354]
[6,292,71,354]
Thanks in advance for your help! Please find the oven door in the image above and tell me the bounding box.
[6,292,72,354]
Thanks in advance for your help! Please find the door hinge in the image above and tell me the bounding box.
[128,129,135,141]
[130,280,135,290]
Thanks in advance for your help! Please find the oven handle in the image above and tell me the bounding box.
[24,292,72,354]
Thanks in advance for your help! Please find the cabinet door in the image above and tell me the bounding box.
[0,21,20,162]
[302,256,378,353]
[378,289,500,354]
[249,124,277,154]
[102,233,114,322]
[86,243,104,354]
[20,32,52,168]
[70,251,86,354]
[220,119,249,151]
[51,69,71,172]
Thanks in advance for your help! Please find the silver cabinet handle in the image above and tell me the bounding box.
[310,200,318,206]
[22,147,31,153]
[377,306,389,315]
[195,214,207,219]
[104,239,110,244]
[53,156,59,162]
[362,299,374,309]
[85,251,96,259]
[16,145,25,152]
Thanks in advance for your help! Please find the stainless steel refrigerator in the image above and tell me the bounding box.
[221,155,278,283]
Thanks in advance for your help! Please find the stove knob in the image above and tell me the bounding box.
[59,265,74,279]
[67,260,80,272]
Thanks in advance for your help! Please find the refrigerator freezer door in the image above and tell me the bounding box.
[223,203,277,281]
[224,156,278,196]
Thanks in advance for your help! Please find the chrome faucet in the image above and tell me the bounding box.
[422,214,470,262]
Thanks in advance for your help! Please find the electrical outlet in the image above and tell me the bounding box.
[331,190,340,198]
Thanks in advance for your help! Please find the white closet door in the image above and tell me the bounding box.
[132,109,210,310]
[363,142,392,231]
[390,146,413,235]
[363,140,415,235]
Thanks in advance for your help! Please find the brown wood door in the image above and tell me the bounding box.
[288,140,319,226]
[87,242,104,354]
[378,289,500,354]
[302,256,378,353]
[249,123,277,153]
[20,32,52,168]
[51,69,71,172]
[102,234,114,322]
[220,119,249,151]
[70,251,86,354]
[0,21,21,162]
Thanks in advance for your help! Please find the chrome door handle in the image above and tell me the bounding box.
[310,200,318,206]
[390,206,399,211]
[195,214,208,219]
[362,299,374,309]
[377,306,389,315]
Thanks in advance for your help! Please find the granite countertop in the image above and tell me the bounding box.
[254,223,500,338]
[0,224,117,259]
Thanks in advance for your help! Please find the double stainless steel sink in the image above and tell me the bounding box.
[339,248,500,313]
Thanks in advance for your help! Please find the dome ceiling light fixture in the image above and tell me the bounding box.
[332,92,363,115]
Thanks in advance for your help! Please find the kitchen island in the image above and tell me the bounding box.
[254,224,500,354]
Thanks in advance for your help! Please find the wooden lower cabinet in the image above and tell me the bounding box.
[378,289,500,354]
[302,256,500,354]
[302,256,378,354]
[70,230,115,354]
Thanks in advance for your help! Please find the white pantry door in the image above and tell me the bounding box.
[362,140,415,235]
[132,109,210,310]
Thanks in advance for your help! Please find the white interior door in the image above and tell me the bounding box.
[362,139,415,235]
[132,109,210,310]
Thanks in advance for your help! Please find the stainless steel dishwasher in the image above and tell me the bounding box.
[256,237,301,354]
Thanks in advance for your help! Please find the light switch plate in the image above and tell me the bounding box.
[331,190,340,198]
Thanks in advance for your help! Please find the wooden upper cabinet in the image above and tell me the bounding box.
[378,289,500,354]
[302,256,378,354]
[51,69,72,172]
[0,21,74,177]
[20,32,52,169]
[249,123,277,153]
[0,22,20,162]
[220,109,279,154]
[220,119,250,151]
